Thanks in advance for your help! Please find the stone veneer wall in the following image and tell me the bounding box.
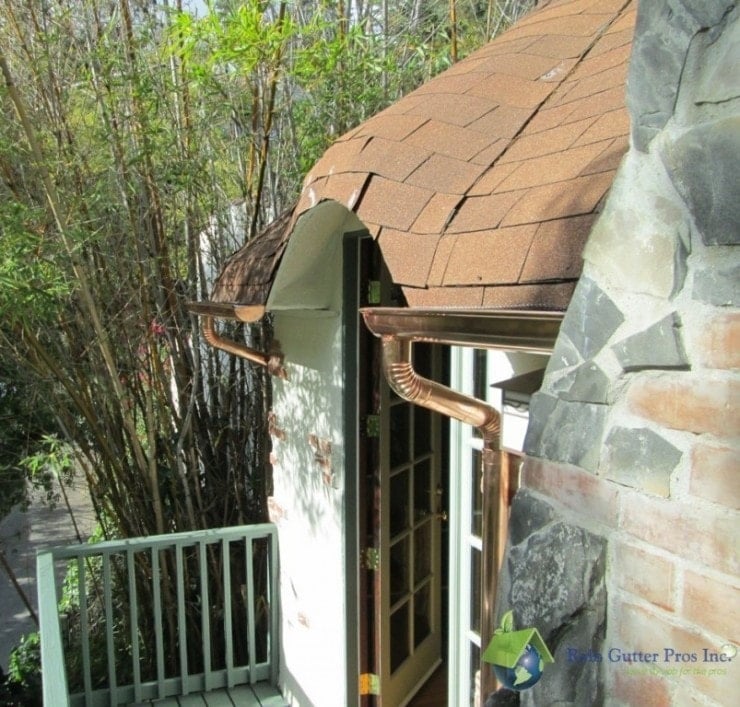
[494,2,739,705]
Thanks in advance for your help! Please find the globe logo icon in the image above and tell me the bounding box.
[483,610,554,691]
[493,642,546,690]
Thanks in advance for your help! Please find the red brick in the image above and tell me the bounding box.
[613,601,736,704]
[627,373,740,439]
[612,540,676,611]
[620,491,739,576]
[694,312,740,370]
[615,600,703,659]
[683,571,740,644]
[689,442,740,510]
[521,457,619,527]
[612,670,672,707]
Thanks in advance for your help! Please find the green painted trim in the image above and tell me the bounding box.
[342,230,364,707]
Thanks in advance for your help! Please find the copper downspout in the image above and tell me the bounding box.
[381,334,502,699]
[202,315,286,378]
[381,337,500,441]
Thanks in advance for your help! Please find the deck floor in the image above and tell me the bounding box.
[134,682,286,706]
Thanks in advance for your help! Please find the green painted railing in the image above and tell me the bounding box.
[37,523,279,707]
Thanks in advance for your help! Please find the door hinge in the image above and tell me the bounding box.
[367,280,382,305]
[364,414,380,438]
[359,673,380,696]
[360,547,380,571]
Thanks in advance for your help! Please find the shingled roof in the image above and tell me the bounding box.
[208,0,636,314]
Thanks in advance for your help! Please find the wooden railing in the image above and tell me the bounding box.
[37,523,279,706]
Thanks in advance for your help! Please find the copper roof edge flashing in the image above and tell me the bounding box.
[186,301,266,323]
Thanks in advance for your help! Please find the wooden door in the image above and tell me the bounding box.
[379,343,443,706]
[357,238,443,706]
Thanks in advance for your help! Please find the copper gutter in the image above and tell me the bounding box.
[363,307,562,352]
[363,307,562,438]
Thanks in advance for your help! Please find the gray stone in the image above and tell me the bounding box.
[627,0,697,150]
[508,489,557,546]
[560,361,613,404]
[584,161,691,299]
[522,392,558,455]
[521,604,605,707]
[603,427,683,496]
[485,689,519,707]
[692,6,740,106]
[693,262,740,306]
[612,313,689,371]
[525,398,609,473]
[661,118,740,245]
[544,333,582,378]
[560,277,624,360]
[678,0,735,27]
[503,519,607,639]
[496,512,607,707]
[673,230,690,297]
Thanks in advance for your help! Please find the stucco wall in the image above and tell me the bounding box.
[266,206,349,707]
[496,2,739,705]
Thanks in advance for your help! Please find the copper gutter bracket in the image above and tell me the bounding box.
[202,315,287,379]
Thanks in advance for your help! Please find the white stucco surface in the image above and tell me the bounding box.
[266,202,353,707]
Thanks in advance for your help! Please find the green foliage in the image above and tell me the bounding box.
[19,435,75,508]
[0,633,42,707]
[0,199,70,326]
[0,0,528,697]
[0,360,59,518]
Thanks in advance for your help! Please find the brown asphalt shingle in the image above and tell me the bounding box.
[206,0,636,314]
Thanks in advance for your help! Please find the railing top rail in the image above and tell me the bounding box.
[37,522,277,560]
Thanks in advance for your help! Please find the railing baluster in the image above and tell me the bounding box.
[152,547,165,698]
[102,553,117,706]
[199,540,212,692]
[269,532,279,686]
[78,555,93,703]
[38,524,280,704]
[245,537,257,684]
[175,542,189,694]
[36,552,70,706]
[127,548,142,704]
[223,538,234,688]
